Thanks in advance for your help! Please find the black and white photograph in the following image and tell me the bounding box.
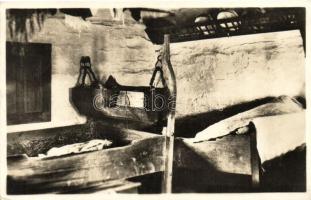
[0,1,310,198]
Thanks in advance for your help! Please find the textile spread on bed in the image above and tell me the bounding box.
[38,139,113,158]
[191,95,305,162]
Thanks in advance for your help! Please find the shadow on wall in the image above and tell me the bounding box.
[91,31,104,82]
[175,96,276,138]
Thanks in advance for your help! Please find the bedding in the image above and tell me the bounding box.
[191,95,305,162]
[251,112,305,162]
[38,139,113,158]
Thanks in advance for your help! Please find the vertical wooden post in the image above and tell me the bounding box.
[161,34,176,193]
[249,122,260,189]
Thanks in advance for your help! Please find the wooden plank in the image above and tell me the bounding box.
[8,177,141,194]
[91,121,162,141]
[174,133,253,175]
[60,180,141,194]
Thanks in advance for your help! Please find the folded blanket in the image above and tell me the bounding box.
[193,96,303,142]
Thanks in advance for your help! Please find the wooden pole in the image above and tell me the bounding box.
[249,122,260,189]
[161,34,176,193]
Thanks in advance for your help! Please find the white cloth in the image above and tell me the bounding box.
[253,112,305,162]
[191,111,305,163]
[38,139,113,158]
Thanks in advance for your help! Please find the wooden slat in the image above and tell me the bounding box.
[59,179,141,194]
[174,134,253,175]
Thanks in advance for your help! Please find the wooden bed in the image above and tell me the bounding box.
[7,121,260,194]
[7,123,165,194]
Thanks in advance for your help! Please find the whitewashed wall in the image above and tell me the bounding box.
[6,12,305,132]
[170,30,305,116]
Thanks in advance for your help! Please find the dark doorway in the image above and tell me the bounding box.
[6,42,51,125]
